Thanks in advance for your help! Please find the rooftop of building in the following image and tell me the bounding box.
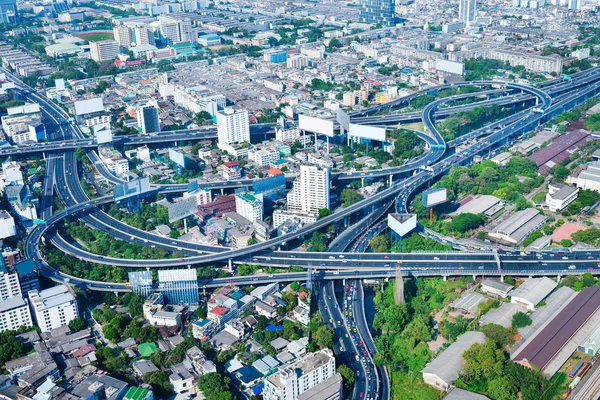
[511,277,558,306]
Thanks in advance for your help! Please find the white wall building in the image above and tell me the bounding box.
[0,210,16,240]
[263,349,336,400]
[545,183,579,212]
[288,165,330,213]
[235,191,263,223]
[2,161,23,186]
[216,108,250,147]
[458,0,476,25]
[28,284,78,333]
[90,40,120,62]
[0,297,32,332]
[248,148,280,167]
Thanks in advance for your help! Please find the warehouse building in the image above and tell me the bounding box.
[450,195,505,218]
[422,331,486,391]
[510,277,557,311]
[570,161,600,192]
[479,303,522,329]
[443,388,490,400]
[480,279,513,298]
[578,324,600,356]
[486,208,547,245]
[512,286,600,377]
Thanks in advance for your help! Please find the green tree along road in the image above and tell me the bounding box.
[372,278,467,399]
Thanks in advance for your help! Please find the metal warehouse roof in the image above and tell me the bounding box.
[443,388,490,400]
[511,277,558,307]
[513,286,600,372]
[422,331,486,385]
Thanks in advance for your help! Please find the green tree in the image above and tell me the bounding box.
[337,364,355,392]
[480,324,515,347]
[68,317,88,332]
[452,213,486,233]
[511,312,532,329]
[369,233,390,253]
[318,208,333,218]
[143,371,173,398]
[340,189,364,208]
[315,325,334,348]
[308,231,326,252]
[197,373,233,400]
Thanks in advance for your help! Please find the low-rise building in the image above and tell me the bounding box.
[480,279,513,298]
[422,332,486,391]
[486,208,547,245]
[544,183,579,212]
[511,277,558,311]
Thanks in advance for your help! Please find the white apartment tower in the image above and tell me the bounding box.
[287,165,330,213]
[458,0,476,25]
[235,191,264,223]
[216,108,250,146]
[90,40,120,62]
[263,349,336,400]
[28,284,78,333]
[0,297,32,332]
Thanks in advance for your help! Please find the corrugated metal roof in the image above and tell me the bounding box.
[514,286,600,370]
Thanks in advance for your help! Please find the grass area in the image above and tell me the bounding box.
[78,32,114,42]
[532,191,547,203]
[400,121,425,132]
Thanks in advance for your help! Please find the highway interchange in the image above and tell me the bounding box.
[6,66,600,400]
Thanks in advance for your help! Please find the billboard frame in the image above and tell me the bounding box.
[422,188,447,208]
[348,123,386,141]
[298,115,334,137]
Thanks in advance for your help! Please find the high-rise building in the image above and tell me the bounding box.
[128,270,153,297]
[0,260,21,300]
[288,165,330,213]
[137,101,161,134]
[90,40,120,62]
[158,16,193,44]
[216,108,250,146]
[235,191,264,223]
[158,269,199,304]
[134,26,153,46]
[458,0,476,25]
[359,0,396,26]
[113,26,133,49]
[28,284,78,333]
[568,0,581,9]
[263,349,337,400]
[0,297,32,332]
[0,0,18,25]
[0,211,15,240]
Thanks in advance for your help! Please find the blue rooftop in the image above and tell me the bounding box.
[236,366,261,384]
[199,34,220,40]
[252,383,265,395]
[266,325,283,332]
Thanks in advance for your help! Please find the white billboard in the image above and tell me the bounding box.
[169,148,185,168]
[388,213,417,238]
[168,196,198,223]
[93,122,113,144]
[298,114,334,137]
[423,188,448,208]
[349,123,386,141]
[435,59,464,76]
[74,97,104,116]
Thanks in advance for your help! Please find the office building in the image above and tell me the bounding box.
[0,296,32,332]
[263,50,287,63]
[288,165,330,213]
[1,161,23,187]
[359,0,396,26]
[1,104,45,145]
[263,349,336,400]
[15,258,39,293]
[113,26,133,49]
[235,191,263,223]
[28,284,78,333]
[137,101,161,134]
[217,108,250,147]
[158,268,199,304]
[0,210,15,240]
[0,0,17,24]
[128,270,153,297]
[90,40,120,62]
[568,0,581,9]
[458,0,476,25]
[545,183,579,212]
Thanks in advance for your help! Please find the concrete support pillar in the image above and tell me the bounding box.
[557,275,561,283]
[389,175,393,186]
[220,188,224,195]
[443,275,447,281]
[472,274,477,281]
[361,178,365,188]
[228,259,233,272]
[203,287,206,296]
[500,275,504,282]
[344,217,348,228]
[114,291,119,297]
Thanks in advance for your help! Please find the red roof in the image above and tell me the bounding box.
[210,306,229,316]
[299,291,308,299]
[73,344,96,358]
[267,168,283,175]
[224,161,238,168]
